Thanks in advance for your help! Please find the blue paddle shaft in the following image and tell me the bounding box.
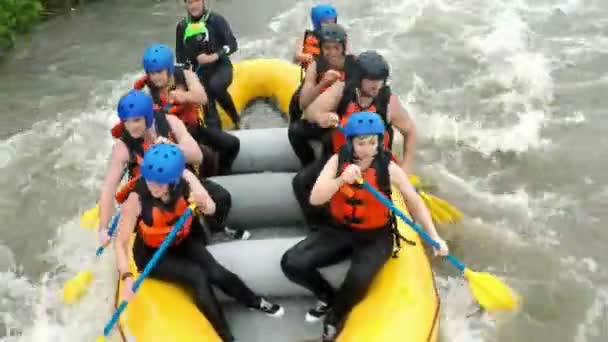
[359,181,466,272]
[102,207,194,337]
[95,211,121,257]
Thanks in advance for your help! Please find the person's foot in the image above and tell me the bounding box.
[253,297,284,318]
[224,226,251,240]
[305,300,330,323]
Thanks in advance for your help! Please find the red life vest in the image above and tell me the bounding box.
[132,177,192,248]
[133,71,202,128]
[301,30,321,69]
[329,151,392,230]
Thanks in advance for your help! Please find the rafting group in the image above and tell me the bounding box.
[64,1,518,341]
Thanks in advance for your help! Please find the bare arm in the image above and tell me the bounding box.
[310,155,344,205]
[114,192,141,276]
[299,61,326,110]
[388,95,416,171]
[181,169,216,214]
[303,81,344,124]
[167,115,203,165]
[98,142,129,231]
[182,69,207,105]
[388,161,440,239]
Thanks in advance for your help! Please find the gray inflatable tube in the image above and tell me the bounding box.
[229,127,322,174]
[208,238,349,301]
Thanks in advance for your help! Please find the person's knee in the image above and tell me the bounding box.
[225,134,240,155]
[292,171,305,197]
[209,72,230,93]
[288,122,305,144]
[280,247,310,279]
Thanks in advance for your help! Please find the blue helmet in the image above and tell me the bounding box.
[142,43,175,75]
[344,112,385,139]
[140,144,186,185]
[117,90,154,128]
[311,4,338,31]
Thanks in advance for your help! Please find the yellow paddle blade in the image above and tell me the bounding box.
[420,192,441,223]
[429,193,463,222]
[95,336,106,342]
[408,174,422,188]
[62,270,93,304]
[464,268,520,312]
[420,191,455,225]
[80,205,100,229]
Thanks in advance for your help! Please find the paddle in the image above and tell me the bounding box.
[96,204,196,342]
[62,210,121,304]
[334,124,463,225]
[358,179,519,312]
[80,204,100,229]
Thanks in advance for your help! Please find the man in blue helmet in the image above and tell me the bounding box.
[114,144,284,342]
[281,112,448,341]
[294,4,339,70]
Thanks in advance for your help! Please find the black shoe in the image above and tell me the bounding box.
[305,300,330,323]
[224,226,251,240]
[322,322,337,342]
[254,297,284,318]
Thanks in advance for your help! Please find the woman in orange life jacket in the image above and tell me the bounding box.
[292,50,417,230]
[293,4,338,70]
[97,89,201,247]
[281,112,448,341]
[288,23,357,167]
[138,43,240,178]
[115,144,284,342]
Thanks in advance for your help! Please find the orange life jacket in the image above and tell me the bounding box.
[132,177,192,248]
[133,68,202,128]
[301,30,321,69]
[329,150,392,230]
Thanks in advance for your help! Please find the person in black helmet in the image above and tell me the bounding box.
[293,50,417,230]
[288,23,358,168]
[176,0,241,176]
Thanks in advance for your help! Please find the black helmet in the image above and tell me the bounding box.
[357,51,389,80]
[319,23,347,45]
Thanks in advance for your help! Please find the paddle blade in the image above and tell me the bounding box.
[464,268,519,312]
[408,174,422,188]
[80,205,99,229]
[429,193,463,223]
[62,270,93,304]
[420,191,459,225]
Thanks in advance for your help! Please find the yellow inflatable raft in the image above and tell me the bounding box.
[114,189,439,342]
[214,58,301,129]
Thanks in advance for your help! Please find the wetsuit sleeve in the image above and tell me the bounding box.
[211,13,238,56]
[175,20,187,64]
